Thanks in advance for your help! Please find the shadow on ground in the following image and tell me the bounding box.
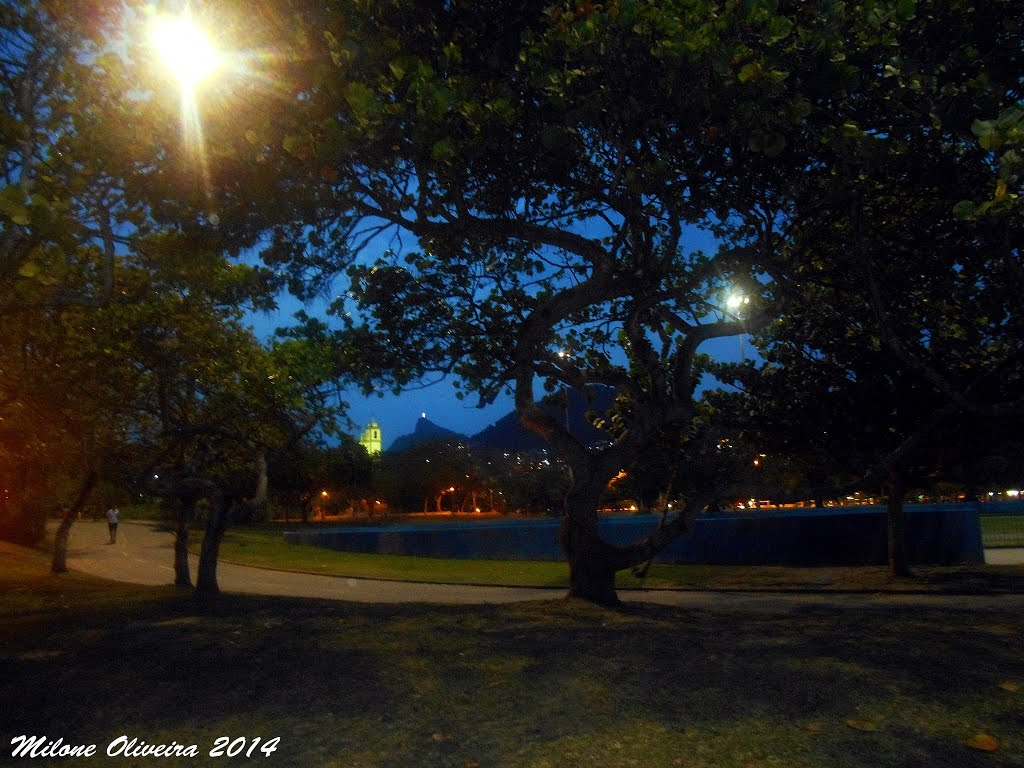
[2,550,1022,768]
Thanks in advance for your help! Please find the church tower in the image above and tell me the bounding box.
[359,421,382,456]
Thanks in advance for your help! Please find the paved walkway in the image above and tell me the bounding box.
[66,521,1024,611]
[986,547,1024,565]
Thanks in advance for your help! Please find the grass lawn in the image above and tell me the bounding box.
[981,515,1024,548]
[2,541,1023,768]
[212,526,1024,594]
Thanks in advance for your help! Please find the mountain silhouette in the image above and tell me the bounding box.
[387,416,469,453]
[385,387,614,454]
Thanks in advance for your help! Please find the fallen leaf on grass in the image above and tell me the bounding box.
[430,732,454,743]
[804,723,823,734]
[464,762,480,768]
[966,734,999,752]
[16,649,65,661]
[845,719,877,732]
[998,681,1020,693]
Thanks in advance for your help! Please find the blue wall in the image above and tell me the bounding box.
[284,503,987,566]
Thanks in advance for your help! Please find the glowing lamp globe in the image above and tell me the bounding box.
[726,292,749,311]
[151,13,219,89]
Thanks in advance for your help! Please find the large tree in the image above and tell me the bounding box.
[201,0,827,604]
[734,0,1024,575]
[119,257,345,590]
[1,1,344,592]
[167,0,1021,601]
[0,0,152,546]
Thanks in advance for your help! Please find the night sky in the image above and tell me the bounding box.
[249,294,749,450]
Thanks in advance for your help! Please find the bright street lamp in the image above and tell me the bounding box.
[725,291,750,311]
[150,9,220,91]
[148,5,226,199]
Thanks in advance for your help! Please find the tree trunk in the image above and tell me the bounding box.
[252,451,268,506]
[238,451,269,524]
[51,470,98,573]
[174,496,197,588]
[560,485,620,605]
[886,470,912,578]
[558,480,709,605]
[196,494,231,594]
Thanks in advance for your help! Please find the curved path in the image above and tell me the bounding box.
[67,521,1024,611]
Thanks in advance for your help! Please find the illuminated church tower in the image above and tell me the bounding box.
[359,421,382,457]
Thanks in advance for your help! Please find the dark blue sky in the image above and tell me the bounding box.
[243,211,761,448]
[247,295,516,447]
[245,218,751,449]
[248,295,752,450]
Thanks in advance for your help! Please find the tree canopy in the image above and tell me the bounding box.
[200,0,1022,602]
[3,0,1021,603]
[0,2,347,591]
[204,0,848,602]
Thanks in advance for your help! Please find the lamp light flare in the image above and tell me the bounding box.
[151,12,219,89]
[725,292,750,311]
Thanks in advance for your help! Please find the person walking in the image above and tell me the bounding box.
[105,506,119,544]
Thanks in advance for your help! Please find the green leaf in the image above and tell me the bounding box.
[282,135,303,156]
[978,133,1002,151]
[952,200,976,219]
[96,51,123,74]
[0,185,29,225]
[971,119,993,138]
[894,0,917,20]
[431,138,456,162]
[18,261,41,278]
[344,82,377,119]
[841,122,863,139]
[737,62,761,83]
[764,16,793,44]
[443,42,462,64]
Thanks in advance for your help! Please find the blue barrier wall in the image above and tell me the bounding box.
[284,503,987,566]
